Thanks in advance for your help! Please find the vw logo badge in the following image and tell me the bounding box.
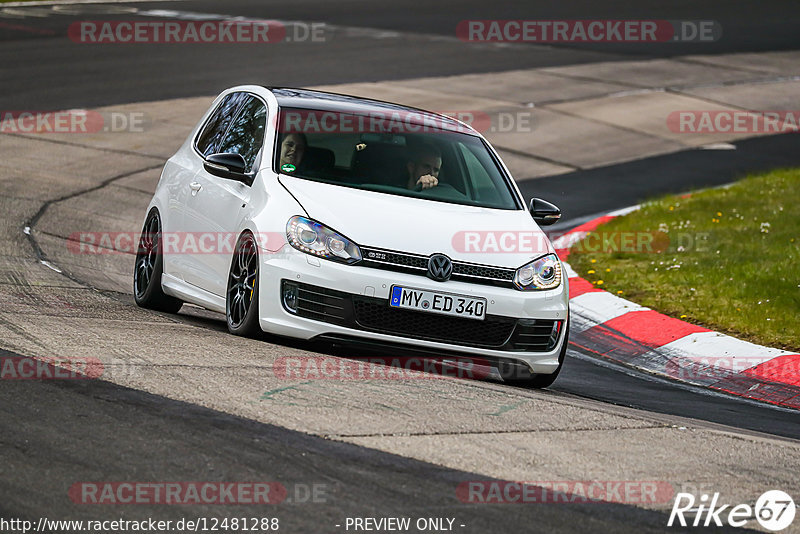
[427,253,453,282]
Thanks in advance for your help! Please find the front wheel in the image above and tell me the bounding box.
[500,318,569,389]
[133,209,183,313]
[226,232,262,337]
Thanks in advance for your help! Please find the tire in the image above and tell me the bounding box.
[500,317,570,389]
[226,231,262,337]
[133,209,183,313]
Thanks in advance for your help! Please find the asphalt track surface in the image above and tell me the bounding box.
[2,0,800,110]
[11,347,752,534]
[2,1,800,531]
[0,348,689,533]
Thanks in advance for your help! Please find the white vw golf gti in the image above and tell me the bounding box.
[134,86,569,387]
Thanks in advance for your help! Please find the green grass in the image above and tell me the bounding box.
[569,168,800,351]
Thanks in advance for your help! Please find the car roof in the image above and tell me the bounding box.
[265,87,479,136]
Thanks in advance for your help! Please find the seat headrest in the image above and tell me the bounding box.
[302,146,335,172]
[351,143,408,186]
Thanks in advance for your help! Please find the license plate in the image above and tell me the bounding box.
[389,286,486,321]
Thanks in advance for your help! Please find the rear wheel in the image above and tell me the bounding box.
[133,209,183,313]
[226,232,261,337]
[500,318,569,389]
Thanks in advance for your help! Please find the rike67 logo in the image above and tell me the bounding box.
[668,490,795,531]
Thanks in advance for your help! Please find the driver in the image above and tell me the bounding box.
[278,133,307,170]
[406,144,441,190]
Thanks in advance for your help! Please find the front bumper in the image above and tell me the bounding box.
[258,246,569,374]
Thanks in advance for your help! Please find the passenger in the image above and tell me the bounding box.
[406,144,441,190]
[278,133,307,170]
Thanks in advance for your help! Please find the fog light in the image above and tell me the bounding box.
[282,281,299,313]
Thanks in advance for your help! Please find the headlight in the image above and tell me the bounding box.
[514,254,562,290]
[286,216,362,264]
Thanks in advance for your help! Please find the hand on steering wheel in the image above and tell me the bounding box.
[414,174,438,191]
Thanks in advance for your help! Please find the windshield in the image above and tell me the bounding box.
[273,107,521,210]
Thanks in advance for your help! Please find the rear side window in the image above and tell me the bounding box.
[216,96,268,173]
[195,92,249,156]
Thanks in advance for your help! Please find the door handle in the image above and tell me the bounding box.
[189,182,202,195]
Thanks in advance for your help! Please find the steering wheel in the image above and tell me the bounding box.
[414,182,456,192]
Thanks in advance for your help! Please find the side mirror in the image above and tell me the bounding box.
[204,153,250,182]
[529,198,561,226]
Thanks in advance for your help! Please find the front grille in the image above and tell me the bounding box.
[281,281,559,352]
[360,248,428,275]
[352,297,516,348]
[359,246,516,288]
[451,263,515,283]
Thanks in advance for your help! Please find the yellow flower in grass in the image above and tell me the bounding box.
[617,290,624,295]
[680,314,687,319]
[590,259,597,264]
[596,280,604,286]
[587,270,595,274]
[605,268,611,272]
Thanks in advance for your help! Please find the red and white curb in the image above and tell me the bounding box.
[554,208,800,410]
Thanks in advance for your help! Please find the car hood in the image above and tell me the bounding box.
[279,176,554,269]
